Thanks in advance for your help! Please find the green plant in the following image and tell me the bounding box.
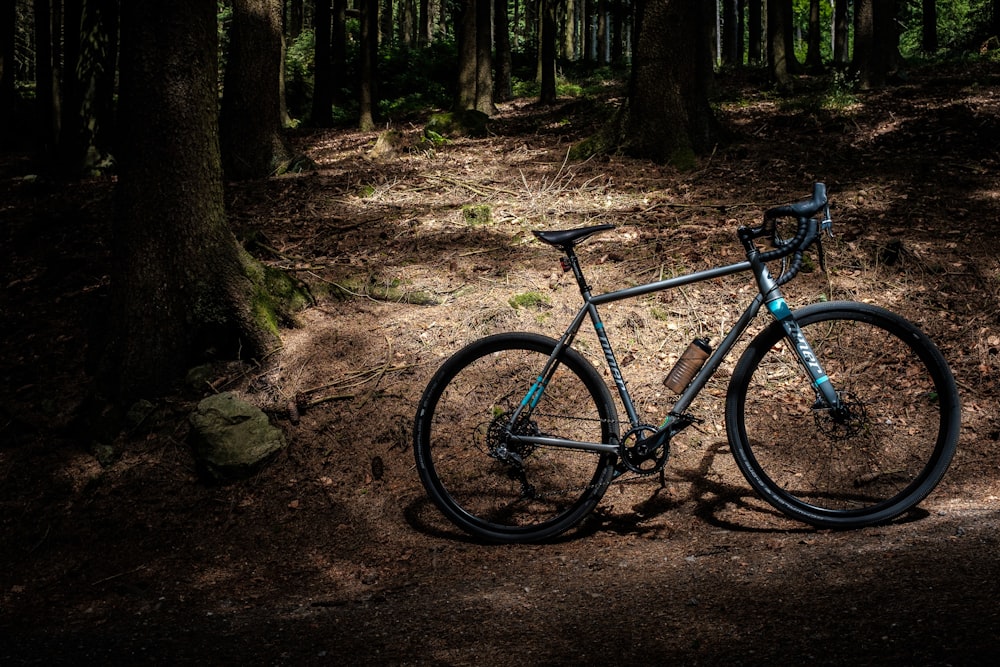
[509,292,552,310]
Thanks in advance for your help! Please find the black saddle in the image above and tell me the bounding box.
[532,224,615,251]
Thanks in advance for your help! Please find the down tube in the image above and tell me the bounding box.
[589,301,642,428]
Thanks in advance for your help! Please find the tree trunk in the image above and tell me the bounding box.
[767,0,798,89]
[539,0,557,104]
[312,0,333,126]
[418,0,430,46]
[854,0,895,90]
[625,0,720,166]
[475,0,495,114]
[332,0,347,103]
[1,0,19,140]
[833,0,849,65]
[358,0,377,130]
[494,0,513,102]
[220,0,291,179]
[805,0,823,72]
[33,0,61,156]
[58,0,118,176]
[721,0,739,66]
[747,0,762,63]
[454,0,476,110]
[288,0,304,39]
[111,0,279,400]
[922,0,938,53]
[596,0,608,64]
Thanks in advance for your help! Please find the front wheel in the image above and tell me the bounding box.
[726,302,960,528]
[414,333,619,543]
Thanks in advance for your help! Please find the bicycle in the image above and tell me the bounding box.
[413,183,961,543]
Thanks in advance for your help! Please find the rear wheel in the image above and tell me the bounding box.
[414,333,619,543]
[726,302,960,528]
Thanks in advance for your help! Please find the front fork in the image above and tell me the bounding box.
[758,281,841,411]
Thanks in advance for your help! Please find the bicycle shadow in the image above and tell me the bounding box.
[403,439,930,544]
[562,437,929,539]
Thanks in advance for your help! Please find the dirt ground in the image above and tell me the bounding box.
[3,63,1000,665]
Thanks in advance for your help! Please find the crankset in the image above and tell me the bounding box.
[619,425,669,475]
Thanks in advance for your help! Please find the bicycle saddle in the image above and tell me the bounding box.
[532,224,615,251]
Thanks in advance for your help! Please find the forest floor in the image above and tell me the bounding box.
[3,62,1000,665]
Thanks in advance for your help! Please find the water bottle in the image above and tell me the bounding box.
[664,337,712,394]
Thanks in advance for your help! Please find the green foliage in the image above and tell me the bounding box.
[285,29,316,119]
[378,41,457,119]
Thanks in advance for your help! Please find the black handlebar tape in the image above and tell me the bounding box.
[764,183,828,221]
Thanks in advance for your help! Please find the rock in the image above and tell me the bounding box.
[424,110,490,139]
[189,392,286,481]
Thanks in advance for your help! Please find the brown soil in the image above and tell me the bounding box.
[3,64,1000,665]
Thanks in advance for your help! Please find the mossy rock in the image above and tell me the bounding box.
[425,110,490,139]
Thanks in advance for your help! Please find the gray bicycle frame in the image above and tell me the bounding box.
[506,247,841,456]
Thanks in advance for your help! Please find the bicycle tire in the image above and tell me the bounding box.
[414,333,619,543]
[726,301,960,528]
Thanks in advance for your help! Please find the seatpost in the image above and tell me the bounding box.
[561,249,593,298]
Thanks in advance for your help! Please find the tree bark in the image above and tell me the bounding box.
[312,0,334,126]
[853,0,896,89]
[833,0,849,65]
[768,0,799,88]
[112,0,279,400]
[494,0,513,102]
[475,0,495,114]
[220,0,291,179]
[539,0,557,104]
[454,0,476,110]
[805,0,823,72]
[721,0,739,66]
[747,0,762,63]
[358,0,377,130]
[624,0,720,165]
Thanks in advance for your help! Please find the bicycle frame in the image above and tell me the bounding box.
[507,234,841,457]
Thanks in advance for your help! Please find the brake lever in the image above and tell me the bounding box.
[820,204,833,238]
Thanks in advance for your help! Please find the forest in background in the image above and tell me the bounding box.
[4,1,1000,170]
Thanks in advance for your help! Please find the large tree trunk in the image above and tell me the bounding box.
[853,0,897,89]
[833,0,850,65]
[623,0,720,166]
[111,0,279,400]
[454,0,476,110]
[768,0,799,88]
[474,0,495,114]
[220,0,291,179]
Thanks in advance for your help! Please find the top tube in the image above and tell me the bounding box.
[590,259,753,306]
